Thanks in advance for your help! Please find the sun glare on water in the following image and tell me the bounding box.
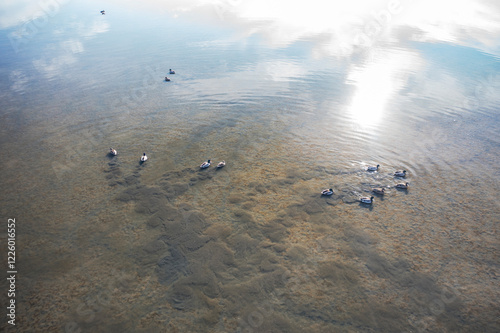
[346,49,422,128]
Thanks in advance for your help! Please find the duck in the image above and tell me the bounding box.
[321,188,334,196]
[169,69,175,74]
[395,182,409,189]
[109,148,117,156]
[360,196,374,204]
[140,153,148,162]
[367,164,380,171]
[200,159,211,169]
[372,187,385,195]
[217,160,226,168]
[164,76,171,81]
[100,10,105,15]
[394,170,407,177]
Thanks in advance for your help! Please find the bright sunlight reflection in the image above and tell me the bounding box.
[347,60,393,127]
[346,49,421,128]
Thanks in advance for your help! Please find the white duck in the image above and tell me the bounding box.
[321,188,334,196]
[109,148,117,156]
[396,182,409,189]
[360,196,374,204]
[394,170,407,177]
[200,159,211,169]
[140,153,148,162]
[367,164,380,171]
[217,160,226,168]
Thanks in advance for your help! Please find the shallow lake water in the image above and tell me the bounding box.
[0,0,499,332]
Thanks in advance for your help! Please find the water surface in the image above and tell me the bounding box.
[0,1,499,332]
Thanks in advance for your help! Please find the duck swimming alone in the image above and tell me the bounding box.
[217,160,226,168]
[394,170,407,177]
[321,188,334,196]
[367,164,380,171]
[169,69,175,74]
[396,182,409,189]
[360,196,374,204]
[140,153,148,162]
[109,148,117,156]
[372,187,385,195]
[200,160,211,169]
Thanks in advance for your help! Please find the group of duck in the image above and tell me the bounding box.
[109,147,405,204]
[109,148,226,168]
[321,164,410,205]
[164,69,176,81]
[200,159,226,169]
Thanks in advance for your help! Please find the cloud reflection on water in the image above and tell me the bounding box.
[102,0,500,57]
[2,0,500,57]
[0,0,61,29]
[3,0,499,87]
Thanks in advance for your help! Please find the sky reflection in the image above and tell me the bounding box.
[2,0,500,57]
[1,3,499,332]
[1,0,499,115]
[91,0,500,57]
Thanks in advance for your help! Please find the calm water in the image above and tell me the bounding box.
[1,1,499,332]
